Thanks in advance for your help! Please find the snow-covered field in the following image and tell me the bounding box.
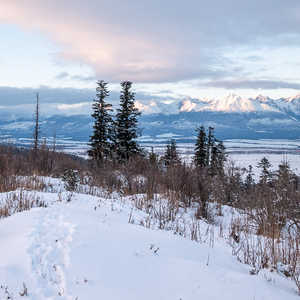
[0,178,300,299]
[61,139,300,174]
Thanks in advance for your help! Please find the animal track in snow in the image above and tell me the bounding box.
[28,205,75,299]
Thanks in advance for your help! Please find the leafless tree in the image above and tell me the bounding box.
[33,93,40,151]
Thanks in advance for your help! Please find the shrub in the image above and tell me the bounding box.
[62,169,80,192]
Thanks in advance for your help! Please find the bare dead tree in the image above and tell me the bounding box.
[33,93,40,151]
[52,129,57,152]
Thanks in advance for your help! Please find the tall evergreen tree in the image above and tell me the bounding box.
[115,81,141,161]
[88,80,113,162]
[194,126,207,168]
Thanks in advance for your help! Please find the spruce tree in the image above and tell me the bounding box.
[213,140,226,173]
[194,126,207,168]
[149,147,158,165]
[194,126,226,174]
[88,80,113,162]
[115,81,141,161]
[162,139,181,166]
[209,143,219,175]
[277,160,292,187]
[257,157,272,184]
[245,164,254,189]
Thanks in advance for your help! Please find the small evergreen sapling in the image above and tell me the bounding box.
[62,169,80,192]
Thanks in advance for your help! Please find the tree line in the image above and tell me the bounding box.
[88,80,226,173]
[88,80,141,163]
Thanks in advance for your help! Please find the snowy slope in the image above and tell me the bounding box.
[0,190,299,299]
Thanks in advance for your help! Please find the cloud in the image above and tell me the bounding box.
[55,72,96,82]
[0,85,175,106]
[55,72,69,80]
[0,85,179,117]
[1,1,300,83]
[202,79,300,90]
[0,86,95,105]
[57,102,90,111]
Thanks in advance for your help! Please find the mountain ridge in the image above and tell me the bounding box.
[1,93,300,142]
[175,93,300,115]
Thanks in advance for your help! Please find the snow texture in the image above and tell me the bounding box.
[0,185,299,299]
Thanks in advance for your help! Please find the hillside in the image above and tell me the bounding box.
[0,179,299,299]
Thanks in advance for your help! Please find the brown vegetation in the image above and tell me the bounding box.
[0,143,300,293]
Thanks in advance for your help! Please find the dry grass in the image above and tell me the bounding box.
[0,144,300,293]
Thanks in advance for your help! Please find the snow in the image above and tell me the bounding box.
[179,99,198,112]
[0,183,299,299]
[156,132,181,138]
[0,121,33,130]
[177,93,284,113]
[133,93,300,114]
[228,153,300,180]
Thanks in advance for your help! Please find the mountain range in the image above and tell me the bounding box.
[158,93,300,115]
[1,93,300,143]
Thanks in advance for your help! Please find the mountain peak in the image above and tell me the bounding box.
[287,94,300,102]
[255,94,270,102]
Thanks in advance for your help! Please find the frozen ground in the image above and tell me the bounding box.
[0,183,299,299]
[229,152,300,177]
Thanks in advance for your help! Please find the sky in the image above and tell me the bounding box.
[1,0,300,115]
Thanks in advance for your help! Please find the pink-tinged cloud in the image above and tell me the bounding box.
[0,1,185,82]
[1,1,300,83]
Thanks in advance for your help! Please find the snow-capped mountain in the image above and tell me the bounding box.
[176,93,300,114]
[1,93,300,142]
[178,94,280,113]
[129,93,300,116]
[273,95,300,115]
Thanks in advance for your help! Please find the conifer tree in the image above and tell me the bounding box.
[212,140,226,173]
[194,126,226,174]
[149,147,158,165]
[216,140,227,173]
[194,126,207,168]
[257,157,272,184]
[277,160,292,187]
[115,81,141,161]
[209,143,219,175]
[162,139,181,166]
[245,165,254,189]
[88,80,113,162]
